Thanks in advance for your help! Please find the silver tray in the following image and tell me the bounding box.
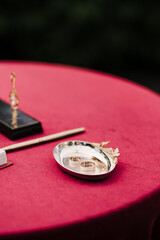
[53,141,117,180]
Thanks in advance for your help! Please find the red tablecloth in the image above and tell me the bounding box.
[0,62,160,240]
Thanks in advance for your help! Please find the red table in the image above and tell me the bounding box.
[0,62,160,240]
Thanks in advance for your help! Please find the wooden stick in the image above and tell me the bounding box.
[2,127,85,153]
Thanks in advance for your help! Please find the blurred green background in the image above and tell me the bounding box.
[0,0,159,93]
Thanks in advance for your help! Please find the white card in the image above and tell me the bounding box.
[0,149,7,166]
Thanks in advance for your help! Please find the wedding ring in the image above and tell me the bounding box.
[69,156,81,168]
[80,161,95,174]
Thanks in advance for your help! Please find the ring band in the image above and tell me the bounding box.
[69,156,81,167]
[80,161,95,173]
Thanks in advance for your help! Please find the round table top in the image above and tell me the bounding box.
[0,62,160,237]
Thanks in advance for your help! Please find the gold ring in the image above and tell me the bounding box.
[80,161,95,174]
[69,156,81,167]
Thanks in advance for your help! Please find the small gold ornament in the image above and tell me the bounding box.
[9,73,19,128]
[92,141,120,164]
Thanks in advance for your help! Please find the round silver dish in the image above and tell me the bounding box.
[53,141,117,180]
